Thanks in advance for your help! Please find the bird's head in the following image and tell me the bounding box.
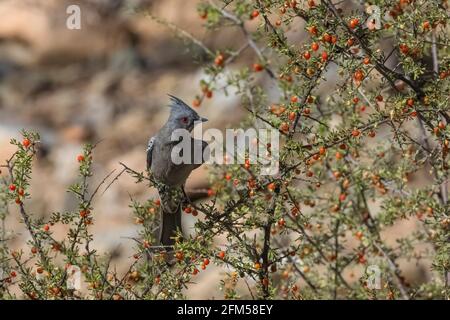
[167,94,208,131]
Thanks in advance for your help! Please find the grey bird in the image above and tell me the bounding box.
[147,95,208,247]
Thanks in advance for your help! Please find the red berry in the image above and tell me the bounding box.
[43,224,50,232]
[253,63,264,72]
[77,155,85,162]
[399,44,409,55]
[218,251,225,259]
[250,10,259,19]
[308,26,318,36]
[175,251,184,261]
[9,184,16,191]
[311,42,319,51]
[18,189,24,196]
[349,18,359,29]
[214,54,224,66]
[184,207,192,214]
[319,146,326,155]
[22,138,31,148]
[303,51,311,60]
[353,70,364,82]
[80,210,89,218]
[289,112,296,121]
[322,33,331,43]
[406,98,414,107]
[321,51,328,62]
[352,129,361,137]
[203,258,210,266]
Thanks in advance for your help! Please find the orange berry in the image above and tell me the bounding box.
[250,10,259,19]
[322,33,331,43]
[268,182,276,192]
[355,231,363,240]
[184,207,192,214]
[192,98,201,108]
[22,138,31,148]
[80,210,89,218]
[77,155,85,162]
[280,122,289,133]
[308,26,318,35]
[175,251,184,261]
[218,251,225,259]
[406,98,414,107]
[311,42,319,51]
[319,146,326,155]
[289,112,296,121]
[349,18,360,29]
[253,63,264,72]
[352,129,361,137]
[214,54,224,66]
[353,70,364,81]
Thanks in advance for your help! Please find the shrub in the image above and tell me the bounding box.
[0,0,449,299]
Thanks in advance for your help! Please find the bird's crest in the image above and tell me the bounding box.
[167,94,192,111]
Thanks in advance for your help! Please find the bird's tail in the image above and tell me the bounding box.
[157,185,184,247]
[159,205,183,246]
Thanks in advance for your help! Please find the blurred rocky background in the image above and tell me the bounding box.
[0,0,247,298]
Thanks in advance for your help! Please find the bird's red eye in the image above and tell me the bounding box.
[181,117,188,123]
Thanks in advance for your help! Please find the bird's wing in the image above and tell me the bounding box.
[146,136,156,171]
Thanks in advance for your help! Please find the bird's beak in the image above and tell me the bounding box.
[200,117,208,122]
